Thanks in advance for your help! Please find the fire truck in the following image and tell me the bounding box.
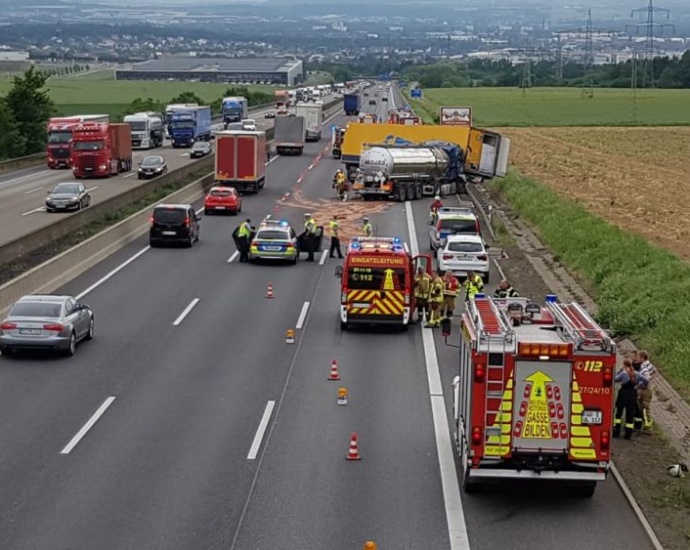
[335,237,431,331]
[448,294,616,497]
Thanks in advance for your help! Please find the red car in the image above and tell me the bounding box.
[204,186,242,215]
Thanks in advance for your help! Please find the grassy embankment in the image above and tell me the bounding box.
[405,87,690,395]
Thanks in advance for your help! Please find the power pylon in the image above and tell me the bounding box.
[626,0,674,89]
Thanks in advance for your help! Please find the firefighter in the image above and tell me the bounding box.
[328,214,344,259]
[429,195,443,223]
[361,216,373,237]
[333,169,348,202]
[463,270,484,301]
[441,270,460,320]
[494,279,519,299]
[425,271,445,328]
[413,266,431,324]
[637,350,657,430]
[302,213,317,262]
[236,218,255,263]
[613,359,648,439]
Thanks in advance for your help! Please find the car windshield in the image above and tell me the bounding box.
[72,141,104,151]
[347,266,406,291]
[439,218,476,233]
[47,130,72,144]
[142,157,162,166]
[10,302,61,318]
[255,230,288,241]
[210,189,234,197]
[193,143,207,150]
[53,184,79,194]
[447,241,484,253]
[153,209,186,223]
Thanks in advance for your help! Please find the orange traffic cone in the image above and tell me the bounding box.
[328,360,340,380]
[265,282,274,299]
[346,432,361,461]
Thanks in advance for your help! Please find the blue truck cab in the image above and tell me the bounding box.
[169,106,212,148]
[222,97,248,127]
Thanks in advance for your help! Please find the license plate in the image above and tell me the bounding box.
[85,167,93,171]
[581,410,602,425]
[19,328,41,335]
[214,206,226,210]
[56,205,66,208]
[162,231,176,236]
[352,302,371,309]
[265,246,281,251]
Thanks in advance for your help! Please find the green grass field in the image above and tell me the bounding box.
[406,87,690,126]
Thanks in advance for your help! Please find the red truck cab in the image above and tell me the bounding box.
[70,122,133,179]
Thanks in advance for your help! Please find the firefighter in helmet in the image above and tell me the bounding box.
[413,266,431,324]
[441,270,460,320]
[463,270,484,301]
[361,216,373,237]
[429,195,443,223]
[426,271,445,328]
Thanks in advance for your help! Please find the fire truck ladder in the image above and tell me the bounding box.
[469,298,515,459]
[545,301,614,352]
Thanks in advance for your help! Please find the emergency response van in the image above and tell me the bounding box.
[448,294,616,497]
[335,237,431,331]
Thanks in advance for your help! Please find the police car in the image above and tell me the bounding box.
[429,206,481,252]
[249,218,299,264]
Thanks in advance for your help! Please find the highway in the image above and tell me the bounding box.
[0,95,656,548]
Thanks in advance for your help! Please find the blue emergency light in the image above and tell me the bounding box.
[280,220,289,226]
[475,293,486,299]
[545,294,558,303]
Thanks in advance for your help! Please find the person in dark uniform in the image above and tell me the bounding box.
[302,213,316,262]
[235,218,255,263]
[328,215,344,259]
[613,359,648,439]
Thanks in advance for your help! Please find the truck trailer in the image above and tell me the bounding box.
[294,102,323,141]
[123,112,164,150]
[222,97,248,127]
[214,130,267,194]
[343,94,361,116]
[169,106,212,148]
[46,114,109,169]
[70,122,132,178]
[274,116,306,156]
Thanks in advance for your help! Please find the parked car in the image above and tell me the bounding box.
[204,186,242,215]
[45,182,91,212]
[436,234,491,282]
[149,203,201,248]
[190,141,212,158]
[138,155,168,180]
[0,295,94,357]
[241,119,257,131]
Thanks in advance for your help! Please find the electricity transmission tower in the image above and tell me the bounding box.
[626,0,674,89]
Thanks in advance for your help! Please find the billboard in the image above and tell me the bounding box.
[440,106,472,127]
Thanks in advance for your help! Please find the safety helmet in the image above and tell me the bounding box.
[337,168,343,173]
[435,195,441,200]
[363,216,369,222]
[245,218,251,223]
[304,212,312,218]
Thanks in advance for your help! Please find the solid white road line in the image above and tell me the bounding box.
[319,249,328,266]
[196,207,204,216]
[296,301,310,330]
[247,400,276,460]
[24,186,44,194]
[75,246,151,300]
[405,201,470,550]
[21,206,45,216]
[60,396,116,455]
[0,169,51,187]
[123,172,136,179]
[173,298,200,326]
[227,251,239,263]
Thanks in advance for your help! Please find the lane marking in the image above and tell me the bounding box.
[21,206,45,216]
[179,152,189,157]
[75,246,150,300]
[123,173,136,179]
[227,251,239,263]
[24,186,44,194]
[265,156,278,166]
[173,298,200,326]
[405,200,470,550]
[0,169,51,187]
[247,401,276,460]
[87,186,99,192]
[295,301,310,330]
[318,249,328,266]
[60,396,116,455]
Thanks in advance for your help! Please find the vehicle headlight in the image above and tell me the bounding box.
[99,164,107,170]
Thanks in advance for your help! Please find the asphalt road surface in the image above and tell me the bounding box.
[0,108,655,549]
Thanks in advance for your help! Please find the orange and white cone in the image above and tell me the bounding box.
[328,360,340,380]
[346,432,361,461]
[265,282,274,299]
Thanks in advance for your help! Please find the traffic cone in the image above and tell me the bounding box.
[265,282,274,299]
[346,432,361,461]
[328,359,340,380]
[362,542,377,550]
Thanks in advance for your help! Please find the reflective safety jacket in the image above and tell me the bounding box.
[471,274,485,292]
[305,218,316,235]
[443,276,460,297]
[362,222,373,237]
[329,220,340,238]
[494,286,518,299]
[414,273,431,300]
[238,222,252,238]
[335,172,346,185]
[430,278,444,303]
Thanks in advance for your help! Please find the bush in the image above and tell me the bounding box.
[492,171,690,396]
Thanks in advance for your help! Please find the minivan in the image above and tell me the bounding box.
[149,204,201,248]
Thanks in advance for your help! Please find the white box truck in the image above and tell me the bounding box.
[294,102,323,142]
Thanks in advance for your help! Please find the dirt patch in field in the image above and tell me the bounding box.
[497,126,690,260]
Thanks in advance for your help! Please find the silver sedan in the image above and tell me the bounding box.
[0,295,94,357]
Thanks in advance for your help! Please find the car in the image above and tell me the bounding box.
[45,182,91,212]
[138,155,168,179]
[382,96,388,102]
[264,111,276,119]
[368,99,376,106]
[0,295,94,357]
[248,218,300,264]
[190,141,212,158]
[204,186,242,215]
[149,203,201,248]
[429,206,481,251]
[241,118,257,131]
[436,234,490,283]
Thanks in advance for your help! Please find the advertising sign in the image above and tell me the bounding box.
[440,106,472,127]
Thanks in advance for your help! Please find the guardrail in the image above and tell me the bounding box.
[0,98,342,281]
[0,101,275,173]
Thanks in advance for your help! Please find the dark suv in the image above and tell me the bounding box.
[149,204,201,248]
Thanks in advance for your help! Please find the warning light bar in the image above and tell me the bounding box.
[518,343,570,358]
[348,236,404,251]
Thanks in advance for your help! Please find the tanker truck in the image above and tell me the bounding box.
[353,141,466,202]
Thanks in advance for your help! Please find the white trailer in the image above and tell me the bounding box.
[294,102,323,142]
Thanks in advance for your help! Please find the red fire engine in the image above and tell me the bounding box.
[450,294,616,497]
[335,237,430,331]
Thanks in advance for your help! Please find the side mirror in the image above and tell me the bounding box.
[335,266,343,278]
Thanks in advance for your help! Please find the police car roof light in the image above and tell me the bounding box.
[545,294,558,303]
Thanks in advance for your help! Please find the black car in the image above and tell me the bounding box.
[45,182,91,212]
[149,204,201,248]
[264,111,276,119]
[190,142,212,158]
[138,155,168,180]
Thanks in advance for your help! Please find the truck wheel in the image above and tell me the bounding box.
[340,321,348,331]
[407,183,416,200]
[571,482,596,498]
[398,184,407,202]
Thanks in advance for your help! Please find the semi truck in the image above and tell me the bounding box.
[344,94,361,116]
[294,102,323,141]
[46,114,109,169]
[123,112,164,150]
[274,90,289,110]
[70,122,132,179]
[274,116,306,156]
[331,126,346,159]
[165,103,197,138]
[222,97,248,127]
[214,130,267,194]
[354,142,466,201]
[169,106,212,148]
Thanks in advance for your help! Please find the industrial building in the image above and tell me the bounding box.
[115,57,304,86]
